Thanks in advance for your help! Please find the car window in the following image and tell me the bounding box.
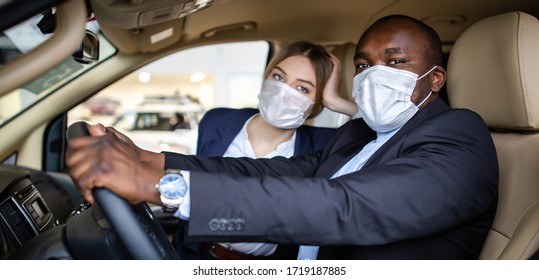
[67,41,270,154]
[0,13,116,127]
[115,112,189,131]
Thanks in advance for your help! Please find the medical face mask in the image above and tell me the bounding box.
[352,65,436,133]
[258,79,314,129]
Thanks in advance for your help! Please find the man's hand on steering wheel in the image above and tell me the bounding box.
[65,122,163,205]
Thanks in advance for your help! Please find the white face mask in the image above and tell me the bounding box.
[258,80,314,129]
[352,65,436,133]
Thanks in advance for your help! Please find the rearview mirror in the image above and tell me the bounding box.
[72,30,99,64]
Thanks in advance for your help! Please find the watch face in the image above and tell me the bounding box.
[159,173,187,199]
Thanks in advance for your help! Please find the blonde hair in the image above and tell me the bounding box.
[264,41,333,118]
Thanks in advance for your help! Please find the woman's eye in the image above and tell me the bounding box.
[272,73,284,82]
[297,86,309,94]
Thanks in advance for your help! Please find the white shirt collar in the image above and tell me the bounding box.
[223,114,296,159]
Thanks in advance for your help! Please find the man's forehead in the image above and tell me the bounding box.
[354,46,407,60]
[355,23,420,59]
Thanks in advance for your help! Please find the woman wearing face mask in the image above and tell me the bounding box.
[172,41,357,260]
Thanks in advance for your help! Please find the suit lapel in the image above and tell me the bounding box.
[363,98,450,167]
[203,109,257,157]
[294,129,313,156]
[208,123,231,156]
[316,119,375,178]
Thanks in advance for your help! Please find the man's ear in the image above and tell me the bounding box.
[431,66,447,92]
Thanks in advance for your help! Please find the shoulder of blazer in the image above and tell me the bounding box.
[199,108,258,131]
[363,98,492,168]
[197,107,259,156]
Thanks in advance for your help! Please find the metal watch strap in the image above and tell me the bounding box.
[162,204,179,213]
[157,169,184,213]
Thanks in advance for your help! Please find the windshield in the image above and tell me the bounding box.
[0,11,116,126]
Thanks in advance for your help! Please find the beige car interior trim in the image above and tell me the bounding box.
[0,0,86,98]
[499,202,539,259]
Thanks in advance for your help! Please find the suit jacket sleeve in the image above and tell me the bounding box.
[165,107,498,247]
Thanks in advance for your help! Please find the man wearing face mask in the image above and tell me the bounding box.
[66,14,498,260]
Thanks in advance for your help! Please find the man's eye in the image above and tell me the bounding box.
[272,73,284,82]
[388,59,404,65]
[355,63,369,70]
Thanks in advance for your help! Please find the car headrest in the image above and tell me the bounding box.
[447,11,539,131]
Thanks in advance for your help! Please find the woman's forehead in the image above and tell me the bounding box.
[275,56,316,78]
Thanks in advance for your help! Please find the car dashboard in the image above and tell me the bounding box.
[0,165,139,260]
[0,166,56,259]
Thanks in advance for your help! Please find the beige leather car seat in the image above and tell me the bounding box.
[447,11,539,259]
[309,43,356,128]
[330,43,356,102]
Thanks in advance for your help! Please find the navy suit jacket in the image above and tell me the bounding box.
[166,99,499,259]
[196,108,335,157]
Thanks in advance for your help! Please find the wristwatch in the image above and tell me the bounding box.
[155,169,187,213]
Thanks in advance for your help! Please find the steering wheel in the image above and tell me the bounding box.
[67,121,179,260]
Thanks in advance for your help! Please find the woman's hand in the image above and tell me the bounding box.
[322,54,358,117]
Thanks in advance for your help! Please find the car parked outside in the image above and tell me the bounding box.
[81,97,120,116]
[112,100,204,154]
